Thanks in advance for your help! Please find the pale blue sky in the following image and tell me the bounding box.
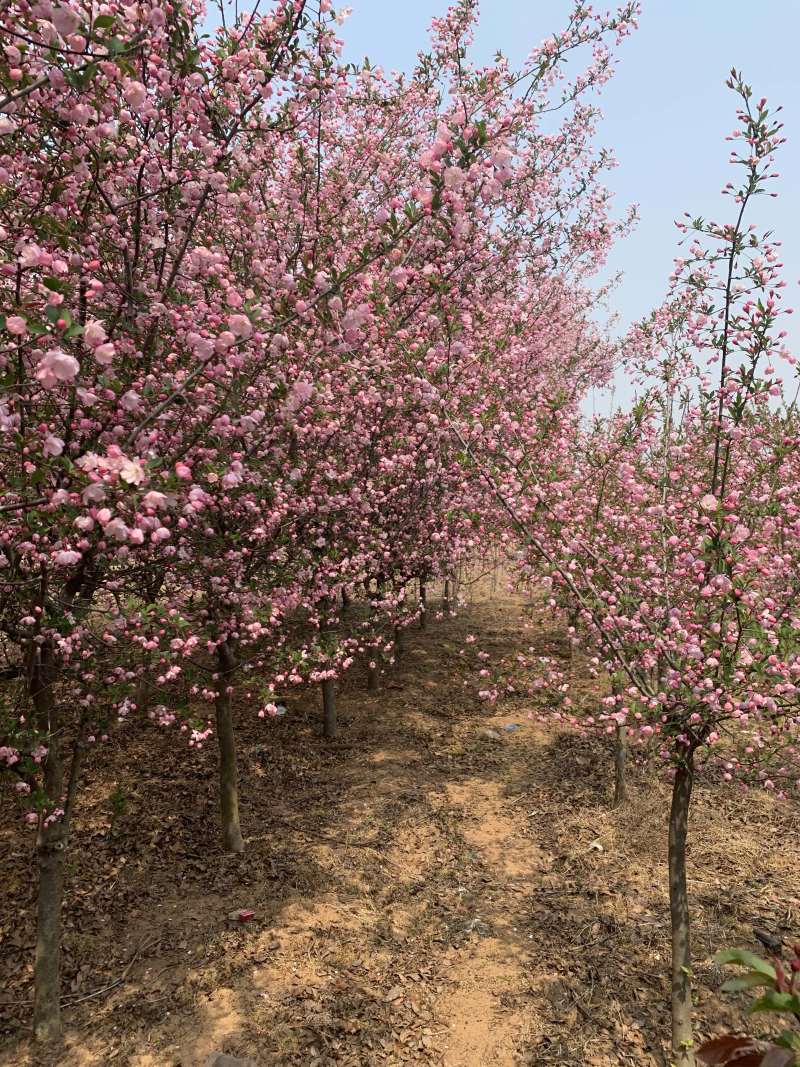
[339,1,800,411]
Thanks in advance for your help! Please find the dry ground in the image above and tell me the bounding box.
[1,577,799,1067]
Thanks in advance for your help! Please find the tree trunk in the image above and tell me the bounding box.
[367,595,381,693]
[444,578,451,615]
[29,642,65,1044]
[34,818,65,1043]
[134,672,150,714]
[322,678,337,738]
[367,655,380,693]
[340,586,351,616]
[613,723,627,807]
[669,754,696,1067]
[393,624,406,667]
[568,607,579,678]
[419,581,427,630]
[215,642,244,853]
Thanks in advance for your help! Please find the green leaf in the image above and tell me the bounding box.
[750,991,800,1015]
[64,62,98,90]
[93,13,115,28]
[776,1030,800,1052]
[43,276,68,294]
[721,972,775,992]
[44,305,72,327]
[714,949,777,979]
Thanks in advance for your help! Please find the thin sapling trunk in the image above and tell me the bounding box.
[613,722,627,807]
[367,652,380,693]
[30,642,64,1044]
[29,642,85,1044]
[668,750,696,1067]
[321,678,337,738]
[393,623,406,667]
[215,641,244,853]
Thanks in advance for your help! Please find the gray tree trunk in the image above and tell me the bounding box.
[669,753,696,1067]
[613,722,627,807]
[215,642,244,853]
[30,642,64,1044]
[322,679,337,738]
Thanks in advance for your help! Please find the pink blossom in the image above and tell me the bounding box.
[54,550,82,566]
[35,349,79,388]
[83,320,107,348]
[119,458,145,485]
[43,434,64,457]
[123,79,148,112]
[143,491,168,509]
[443,166,465,190]
[51,5,81,36]
[215,331,237,351]
[103,518,129,542]
[228,314,252,339]
[94,342,115,365]
[17,243,42,269]
[5,315,26,336]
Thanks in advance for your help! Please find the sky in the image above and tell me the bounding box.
[336,0,800,414]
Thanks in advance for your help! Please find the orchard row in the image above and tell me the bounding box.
[2,1,798,1063]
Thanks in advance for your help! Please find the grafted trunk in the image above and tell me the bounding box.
[215,642,244,853]
[340,587,351,616]
[419,581,427,630]
[613,722,627,807]
[443,578,452,615]
[322,679,337,738]
[29,642,64,1044]
[669,753,696,1067]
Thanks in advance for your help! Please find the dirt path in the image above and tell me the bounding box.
[2,579,800,1066]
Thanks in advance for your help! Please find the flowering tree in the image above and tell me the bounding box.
[125,0,640,849]
[0,0,641,1044]
[461,75,799,1065]
[0,0,323,1037]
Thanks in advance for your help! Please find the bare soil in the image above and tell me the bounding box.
[2,577,799,1066]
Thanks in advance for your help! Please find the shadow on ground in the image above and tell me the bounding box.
[1,579,798,1067]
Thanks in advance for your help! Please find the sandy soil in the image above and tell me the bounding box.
[2,576,799,1066]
